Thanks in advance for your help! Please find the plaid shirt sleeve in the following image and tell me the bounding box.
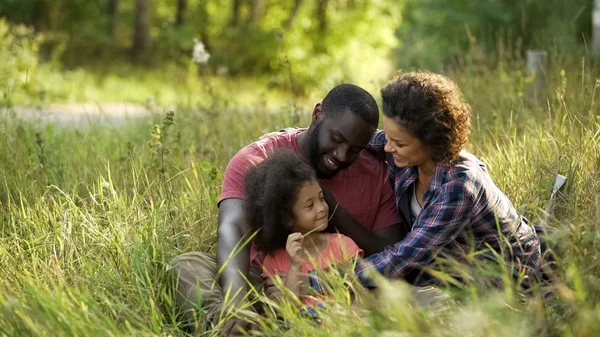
[356,177,475,279]
[364,130,387,159]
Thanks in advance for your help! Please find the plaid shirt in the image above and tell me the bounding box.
[354,130,541,283]
[309,131,541,290]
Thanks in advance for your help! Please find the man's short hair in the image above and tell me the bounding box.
[321,84,379,127]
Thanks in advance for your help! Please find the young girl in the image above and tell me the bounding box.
[244,150,363,308]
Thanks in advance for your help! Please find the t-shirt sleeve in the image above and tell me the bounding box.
[260,251,289,278]
[218,145,267,206]
[335,234,364,260]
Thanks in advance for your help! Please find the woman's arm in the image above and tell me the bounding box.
[356,179,474,279]
[364,129,387,160]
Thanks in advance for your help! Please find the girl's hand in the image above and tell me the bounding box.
[286,233,305,267]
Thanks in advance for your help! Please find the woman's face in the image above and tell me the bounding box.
[382,115,432,168]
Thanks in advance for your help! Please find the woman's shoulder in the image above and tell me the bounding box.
[432,151,490,199]
[443,151,488,180]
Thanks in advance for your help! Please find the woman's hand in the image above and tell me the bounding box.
[286,233,305,267]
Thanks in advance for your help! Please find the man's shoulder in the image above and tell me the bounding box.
[229,129,301,164]
[347,148,388,172]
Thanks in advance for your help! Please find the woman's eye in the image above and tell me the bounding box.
[332,135,343,143]
[395,142,405,148]
[306,203,313,209]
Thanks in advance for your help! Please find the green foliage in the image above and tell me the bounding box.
[395,0,593,70]
[0,19,51,107]
[1,0,400,93]
[1,48,600,336]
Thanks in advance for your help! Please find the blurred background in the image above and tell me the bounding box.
[0,0,596,107]
[2,2,600,336]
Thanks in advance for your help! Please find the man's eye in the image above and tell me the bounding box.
[306,203,313,209]
[332,134,343,143]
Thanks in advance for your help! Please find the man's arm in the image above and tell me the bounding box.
[327,205,405,256]
[319,183,405,256]
[216,198,252,309]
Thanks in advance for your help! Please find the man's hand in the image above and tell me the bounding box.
[264,270,287,300]
[220,318,257,337]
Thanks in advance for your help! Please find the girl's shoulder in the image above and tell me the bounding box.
[324,233,363,259]
[261,249,291,277]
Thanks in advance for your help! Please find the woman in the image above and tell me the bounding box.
[354,71,542,287]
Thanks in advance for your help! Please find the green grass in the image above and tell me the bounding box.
[1,54,600,337]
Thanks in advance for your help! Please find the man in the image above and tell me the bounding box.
[170,84,406,335]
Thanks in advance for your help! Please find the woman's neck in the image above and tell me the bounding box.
[416,160,437,188]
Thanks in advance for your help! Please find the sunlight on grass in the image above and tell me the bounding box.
[1,52,600,337]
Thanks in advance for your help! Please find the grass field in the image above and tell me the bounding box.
[1,54,600,336]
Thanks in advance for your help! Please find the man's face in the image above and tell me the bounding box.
[307,108,376,179]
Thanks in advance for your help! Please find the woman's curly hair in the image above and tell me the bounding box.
[381,71,472,163]
[244,150,316,255]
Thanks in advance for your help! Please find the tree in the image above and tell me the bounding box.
[284,0,303,28]
[248,0,265,26]
[107,0,118,37]
[315,0,329,32]
[231,0,242,26]
[133,0,152,60]
[175,0,187,27]
[197,0,211,50]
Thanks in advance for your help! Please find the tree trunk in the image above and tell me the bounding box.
[231,0,242,26]
[175,0,187,27]
[31,0,49,31]
[133,0,152,61]
[284,0,303,29]
[197,0,211,50]
[315,0,329,33]
[107,0,118,37]
[248,0,265,26]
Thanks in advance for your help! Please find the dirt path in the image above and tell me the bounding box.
[11,102,153,127]
[11,102,306,127]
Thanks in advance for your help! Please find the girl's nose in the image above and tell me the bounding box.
[317,200,328,215]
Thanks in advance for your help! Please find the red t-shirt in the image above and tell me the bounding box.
[218,129,401,267]
[260,233,363,307]
[260,234,363,277]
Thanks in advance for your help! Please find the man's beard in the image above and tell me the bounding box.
[307,122,336,180]
[307,122,322,171]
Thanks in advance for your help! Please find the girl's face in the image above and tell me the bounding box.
[291,179,329,234]
[382,115,432,168]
